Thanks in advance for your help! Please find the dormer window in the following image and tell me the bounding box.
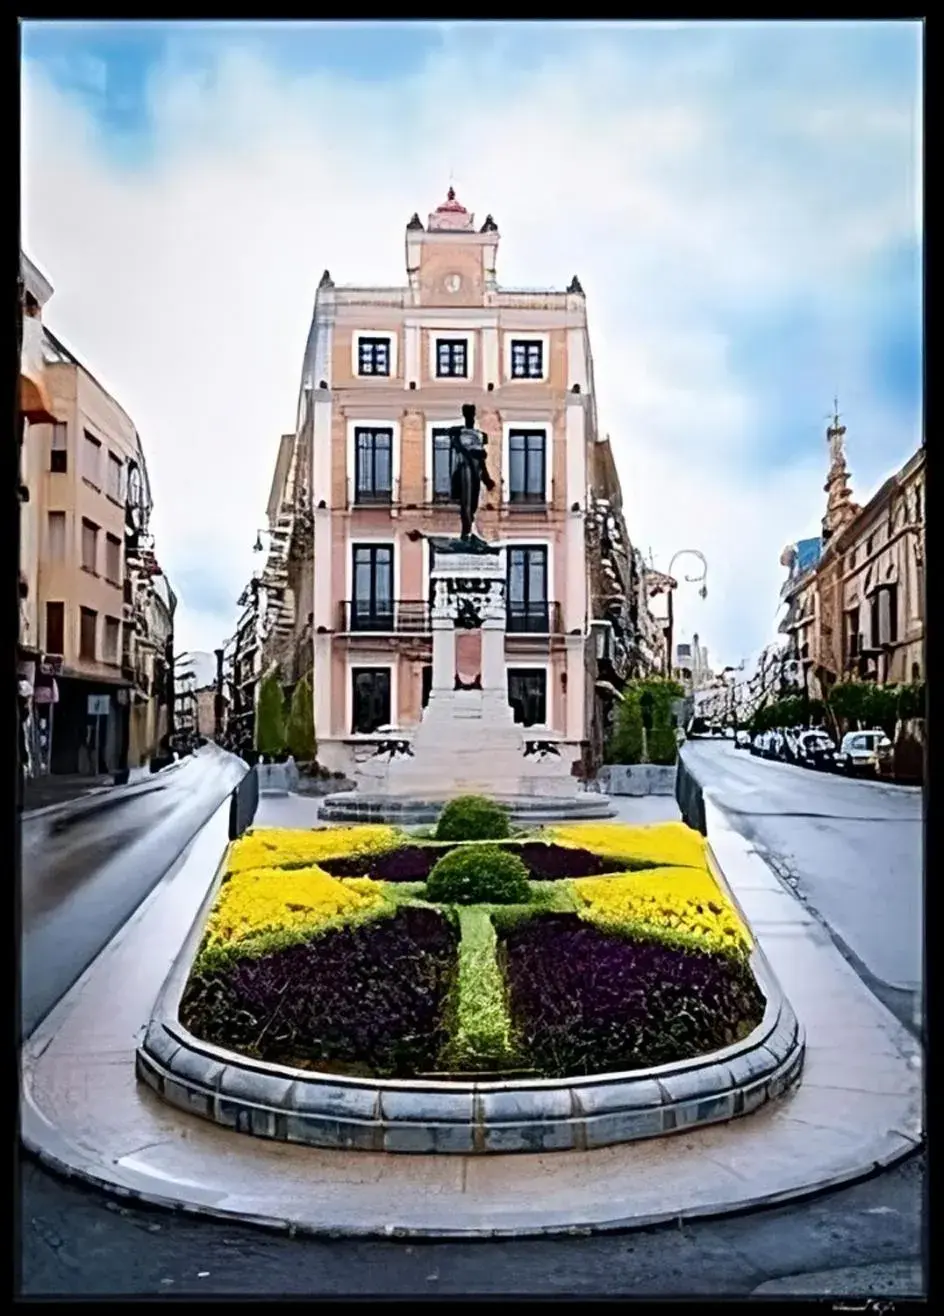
[353,332,397,379]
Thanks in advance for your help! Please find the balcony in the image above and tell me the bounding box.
[339,600,431,634]
[506,602,562,635]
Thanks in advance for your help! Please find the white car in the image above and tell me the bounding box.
[836,729,892,776]
[734,729,751,749]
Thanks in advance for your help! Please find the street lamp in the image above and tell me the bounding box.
[665,549,708,679]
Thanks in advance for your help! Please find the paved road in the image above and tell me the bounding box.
[17,743,924,1298]
[19,1150,923,1297]
[20,745,245,1040]
[683,740,923,1030]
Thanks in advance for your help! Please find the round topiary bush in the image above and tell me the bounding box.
[435,795,511,842]
[426,844,530,906]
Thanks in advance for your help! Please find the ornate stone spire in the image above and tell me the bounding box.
[821,398,857,543]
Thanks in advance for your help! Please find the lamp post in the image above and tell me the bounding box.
[665,550,708,680]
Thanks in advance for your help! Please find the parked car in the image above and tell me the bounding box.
[734,729,752,749]
[780,727,804,764]
[836,729,892,777]
[795,729,840,772]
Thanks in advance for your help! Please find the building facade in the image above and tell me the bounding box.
[23,317,171,775]
[779,412,925,701]
[270,190,629,778]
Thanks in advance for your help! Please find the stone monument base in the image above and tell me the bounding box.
[318,790,614,825]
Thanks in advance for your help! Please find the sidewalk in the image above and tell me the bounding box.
[23,773,118,813]
[20,789,923,1240]
[22,758,190,823]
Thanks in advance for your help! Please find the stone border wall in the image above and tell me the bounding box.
[597,764,677,797]
[136,838,805,1155]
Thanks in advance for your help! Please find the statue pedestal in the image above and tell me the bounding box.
[370,542,580,801]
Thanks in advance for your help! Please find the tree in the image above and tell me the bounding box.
[286,672,317,761]
[607,677,684,765]
[255,669,287,756]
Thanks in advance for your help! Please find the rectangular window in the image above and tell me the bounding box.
[421,664,432,708]
[45,601,65,655]
[507,546,549,632]
[81,518,99,573]
[508,430,547,503]
[351,543,394,630]
[351,667,391,733]
[844,606,860,661]
[356,337,391,377]
[353,427,393,503]
[107,451,123,501]
[79,607,97,660]
[105,532,122,585]
[510,339,544,379]
[47,511,66,560]
[50,421,68,473]
[435,338,467,378]
[103,616,121,663]
[431,427,459,502]
[877,586,898,646]
[83,431,102,487]
[508,668,548,727]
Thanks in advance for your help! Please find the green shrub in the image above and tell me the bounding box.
[435,795,511,842]
[286,673,316,761]
[255,669,287,756]
[607,677,684,765]
[426,844,530,906]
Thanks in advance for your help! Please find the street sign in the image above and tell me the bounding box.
[87,694,111,716]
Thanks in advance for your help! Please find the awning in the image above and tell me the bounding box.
[19,372,56,425]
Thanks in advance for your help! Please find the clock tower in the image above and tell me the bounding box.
[404,188,500,308]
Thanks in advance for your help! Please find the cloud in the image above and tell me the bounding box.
[20,23,922,665]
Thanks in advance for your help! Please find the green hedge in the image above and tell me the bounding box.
[435,795,511,842]
[426,845,530,906]
[607,677,684,765]
[255,669,286,755]
[286,672,316,761]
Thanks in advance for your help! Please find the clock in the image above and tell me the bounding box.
[444,273,462,293]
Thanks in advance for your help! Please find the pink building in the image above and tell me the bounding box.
[283,191,617,779]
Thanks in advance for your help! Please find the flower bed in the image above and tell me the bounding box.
[179,819,766,1081]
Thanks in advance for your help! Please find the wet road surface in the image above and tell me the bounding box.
[18,744,924,1298]
[20,746,245,1040]
[19,1150,923,1297]
[683,740,923,1032]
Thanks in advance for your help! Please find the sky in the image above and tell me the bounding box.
[20,20,923,668]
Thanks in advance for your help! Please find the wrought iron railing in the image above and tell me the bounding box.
[339,600,431,634]
[506,601,561,634]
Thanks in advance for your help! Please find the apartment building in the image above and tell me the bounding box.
[25,325,169,774]
[273,189,623,777]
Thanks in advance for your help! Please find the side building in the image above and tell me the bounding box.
[779,411,925,702]
[22,305,172,776]
[269,188,637,779]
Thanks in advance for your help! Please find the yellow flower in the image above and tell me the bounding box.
[224,825,400,876]
[548,821,709,872]
[573,865,751,958]
[205,865,386,949]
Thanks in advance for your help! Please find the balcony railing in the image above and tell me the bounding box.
[507,602,561,634]
[339,600,431,634]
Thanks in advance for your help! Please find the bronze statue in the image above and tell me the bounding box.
[449,403,496,542]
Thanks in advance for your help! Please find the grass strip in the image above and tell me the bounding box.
[440,905,519,1072]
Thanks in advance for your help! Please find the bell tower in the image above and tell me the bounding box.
[404,188,500,307]
[821,400,858,544]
